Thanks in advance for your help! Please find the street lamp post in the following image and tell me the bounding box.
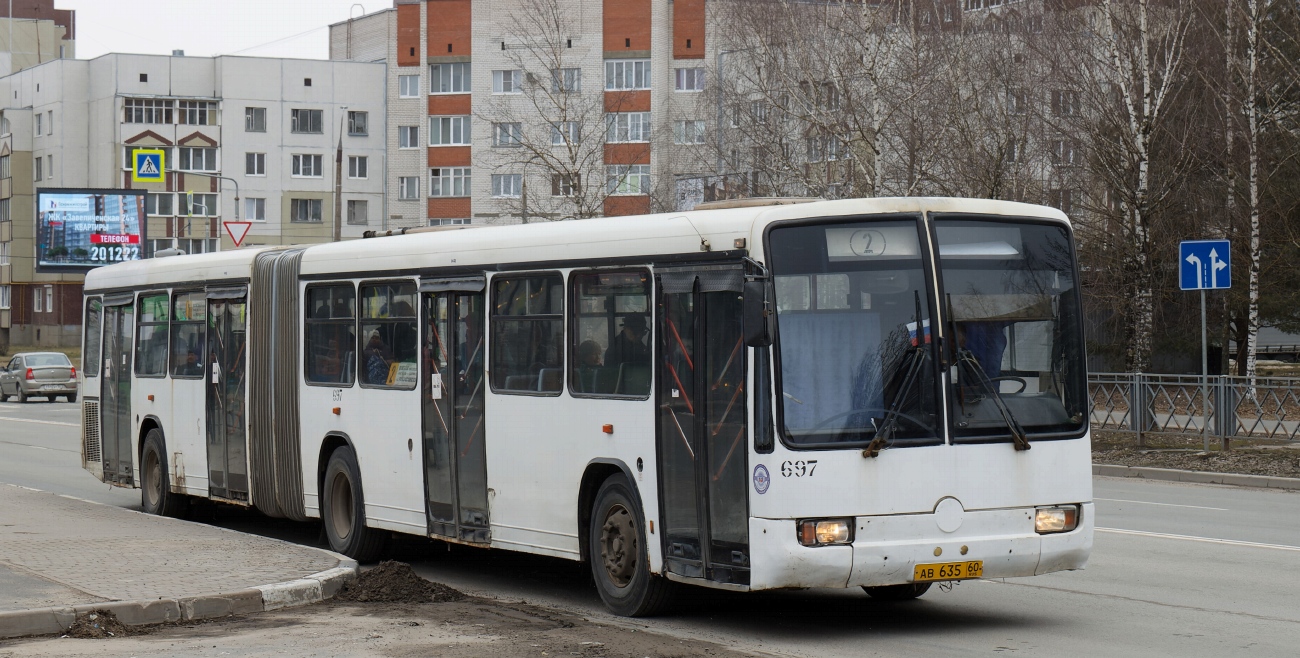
[334,106,348,242]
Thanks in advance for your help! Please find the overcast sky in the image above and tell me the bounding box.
[61,0,379,61]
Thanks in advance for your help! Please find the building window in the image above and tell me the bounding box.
[182,193,218,216]
[245,152,265,176]
[0,155,9,179]
[1004,140,1024,164]
[552,68,581,93]
[399,74,420,98]
[0,242,7,266]
[491,273,564,394]
[606,112,651,143]
[292,154,324,177]
[245,197,266,221]
[347,110,368,136]
[291,198,324,222]
[399,176,420,200]
[125,98,173,124]
[674,68,705,92]
[179,147,218,172]
[245,107,267,132]
[0,285,8,311]
[673,120,705,145]
[552,174,577,197]
[1051,90,1079,117]
[430,168,471,197]
[429,218,470,226]
[491,173,522,198]
[1008,90,1028,115]
[346,199,369,225]
[492,70,523,94]
[32,287,42,313]
[358,282,418,388]
[492,122,522,147]
[1051,139,1083,166]
[176,238,217,254]
[430,62,471,94]
[178,100,216,125]
[35,112,42,136]
[605,59,651,90]
[607,165,650,195]
[291,109,324,134]
[44,286,53,314]
[348,156,368,179]
[1047,188,1074,215]
[46,110,53,135]
[34,156,42,181]
[0,198,9,221]
[304,284,356,386]
[551,121,580,146]
[145,192,175,216]
[399,125,420,148]
[429,116,470,146]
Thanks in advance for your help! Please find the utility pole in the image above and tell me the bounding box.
[334,106,347,242]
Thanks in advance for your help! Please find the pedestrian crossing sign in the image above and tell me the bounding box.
[132,148,165,183]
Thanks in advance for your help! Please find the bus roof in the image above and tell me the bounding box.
[83,198,1068,291]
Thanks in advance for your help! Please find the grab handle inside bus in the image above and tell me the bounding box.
[743,280,772,347]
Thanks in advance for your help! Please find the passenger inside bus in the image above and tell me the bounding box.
[604,315,650,369]
[363,331,393,385]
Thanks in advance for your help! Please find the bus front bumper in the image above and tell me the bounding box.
[748,503,1094,591]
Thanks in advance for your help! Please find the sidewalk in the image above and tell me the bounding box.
[0,483,356,640]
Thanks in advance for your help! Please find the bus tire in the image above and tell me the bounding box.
[322,445,387,562]
[141,429,189,518]
[589,475,673,617]
[863,583,931,601]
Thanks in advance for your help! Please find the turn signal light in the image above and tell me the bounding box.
[24,368,34,381]
[1035,505,1080,534]
[797,518,854,546]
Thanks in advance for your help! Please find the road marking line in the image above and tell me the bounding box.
[0,417,78,427]
[1094,497,1229,511]
[1097,527,1300,552]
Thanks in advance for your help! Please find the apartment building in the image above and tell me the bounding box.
[0,0,75,77]
[329,0,712,227]
[0,53,386,349]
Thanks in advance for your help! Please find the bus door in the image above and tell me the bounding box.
[100,293,135,486]
[206,288,249,501]
[656,266,751,585]
[420,277,490,543]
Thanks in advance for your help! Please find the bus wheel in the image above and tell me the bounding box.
[141,429,189,518]
[589,475,673,617]
[863,583,932,601]
[322,445,387,562]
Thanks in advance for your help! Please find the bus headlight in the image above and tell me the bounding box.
[1035,505,1080,534]
[797,518,854,546]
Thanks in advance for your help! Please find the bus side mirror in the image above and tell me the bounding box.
[744,280,772,347]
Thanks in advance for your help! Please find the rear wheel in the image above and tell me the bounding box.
[16,387,27,403]
[588,475,673,617]
[863,583,932,601]
[321,445,387,561]
[67,394,77,403]
[141,428,189,518]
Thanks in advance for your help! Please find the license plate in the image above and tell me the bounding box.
[41,385,63,390]
[913,560,983,582]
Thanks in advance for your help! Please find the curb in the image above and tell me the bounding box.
[0,559,357,640]
[1093,464,1300,491]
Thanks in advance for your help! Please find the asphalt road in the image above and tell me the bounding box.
[2,399,1297,656]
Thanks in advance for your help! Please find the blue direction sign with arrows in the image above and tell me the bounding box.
[1180,240,1231,290]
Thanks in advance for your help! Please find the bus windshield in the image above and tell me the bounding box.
[935,218,1087,441]
[769,218,942,447]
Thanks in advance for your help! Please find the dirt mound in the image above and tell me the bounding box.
[63,609,133,639]
[335,561,464,604]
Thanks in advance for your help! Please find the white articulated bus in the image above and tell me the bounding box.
[79,197,1092,615]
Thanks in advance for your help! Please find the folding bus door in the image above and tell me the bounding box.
[421,276,490,544]
[100,293,135,486]
[206,287,249,501]
[656,265,751,585]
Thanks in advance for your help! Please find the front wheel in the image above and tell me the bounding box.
[863,582,932,601]
[141,429,189,518]
[589,475,673,617]
[321,445,387,561]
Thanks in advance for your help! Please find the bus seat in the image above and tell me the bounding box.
[538,367,562,392]
[342,351,355,384]
[592,367,619,394]
[616,365,651,395]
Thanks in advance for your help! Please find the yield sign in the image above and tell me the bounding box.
[224,221,252,247]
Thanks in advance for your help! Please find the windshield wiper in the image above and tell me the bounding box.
[947,295,1031,451]
[863,291,929,458]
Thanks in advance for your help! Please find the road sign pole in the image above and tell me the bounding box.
[1201,289,1209,452]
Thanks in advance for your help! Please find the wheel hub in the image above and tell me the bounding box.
[329,472,354,541]
[600,504,637,587]
[145,451,161,508]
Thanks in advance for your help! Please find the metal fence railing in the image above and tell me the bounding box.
[1089,372,1300,447]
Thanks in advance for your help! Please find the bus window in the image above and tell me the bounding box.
[359,282,418,389]
[135,292,170,377]
[491,273,563,394]
[569,270,651,397]
[170,292,207,378]
[83,298,102,377]
[305,284,357,386]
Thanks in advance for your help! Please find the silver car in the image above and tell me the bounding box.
[0,352,78,403]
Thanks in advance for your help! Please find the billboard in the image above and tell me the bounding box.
[36,189,147,273]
